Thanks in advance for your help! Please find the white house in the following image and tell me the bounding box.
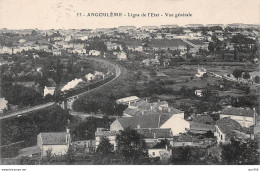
[74,48,86,55]
[79,36,88,41]
[195,67,207,77]
[160,114,190,136]
[195,89,203,97]
[148,147,172,160]
[0,98,8,113]
[18,39,26,43]
[53,50,61,56]
[85,73,95,81]
[220,107,256,128]
[37,130,71,157]
[116,96,140,105]
[135,46,143,52]
[43,86,55,97]
[0,46,12,54]
[110,112,189,136]
[89,50,101,56]
[95,128,119,150]
[117,52,127,60]
[215,117,251,144]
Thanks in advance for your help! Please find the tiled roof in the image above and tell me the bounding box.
[123,108,143,116]
[189,122,215,132]
[47,78,57,87]
[38,132,69,145]
[191,114,214,124]
[129,100,151,109]
[221,107,255,117]
[95,131,119,137]
[172,134,193,142]
[117,114,173,129]
[216,117,242,137]
[167,107,184,115]
[149,39,188,48]
[136,128,173,139]
[125,101,183,117]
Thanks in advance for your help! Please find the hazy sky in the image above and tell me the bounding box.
[0,0,259,29]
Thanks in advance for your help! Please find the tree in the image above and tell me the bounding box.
[70,117,111,141]
[186,45,190,53]
[116,127,148,164]
[232,69,243,79]
[31,30,37,36]
[208,42,215,52]
[65,145,75,164]
[45,149,53,163]
[254,76,260,84]
[149,68,157,77]
[171,146,192,164]
[96,137,113,155]
[243,72,250,79]
[221,139,259,165]
[135,70,143,82]
[234,48,237,60]
[44,94,54,102]
[202,73,208,79]
[145,81,163,96]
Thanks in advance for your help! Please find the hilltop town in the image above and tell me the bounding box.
[0,23,259,165]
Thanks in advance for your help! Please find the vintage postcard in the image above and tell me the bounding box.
[0,0,259,169]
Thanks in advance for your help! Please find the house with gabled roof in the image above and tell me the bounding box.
[190,114,215,124]
[110,114,170,131]
[37,131,71,157]
[220,107,257,128]
[136,128,173,147]
[95,128,119,150]
[125,99,183,117]
[0,98,8,113]
[189,122,215,134]
[17,130,71,158]
[95,127,174,151]
[172,134,194,147]
[116,96,140,105]
[44,86,56,97]
[110,112,189,136]
[215,117,252,144]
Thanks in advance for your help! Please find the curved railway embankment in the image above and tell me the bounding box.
[65,57,122,111]
[0,58,121,120]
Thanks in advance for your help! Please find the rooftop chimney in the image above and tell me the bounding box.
[66,127,70,134]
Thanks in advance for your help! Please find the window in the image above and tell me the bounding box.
[152,152,155,156]
[221,135,223,140]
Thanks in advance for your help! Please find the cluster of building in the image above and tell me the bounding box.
[16,94,259,161]
[1,23,258,63]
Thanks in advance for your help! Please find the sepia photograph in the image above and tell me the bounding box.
[0,0,259,169]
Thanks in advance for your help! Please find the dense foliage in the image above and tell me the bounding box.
[1,105,71,158]
[116,127,148,164]
[221,139,259,165]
